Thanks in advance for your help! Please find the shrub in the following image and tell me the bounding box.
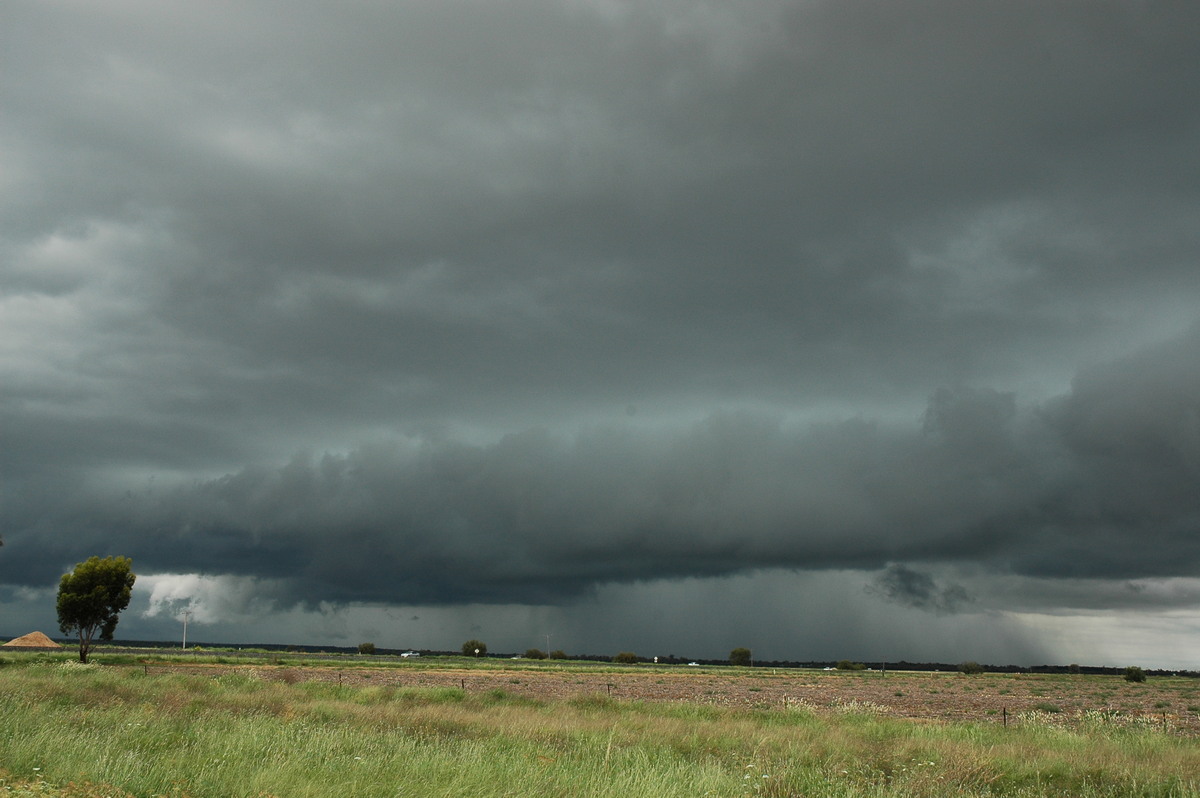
[524,648,547,660]
[549,650,567,660]
[835,660,866,671]
[1124,666,1147,683]
[357,642,376,655]
[729,647,752,667]
[613,651,638,664]
[462,639,487,657]
[959,661,984,675]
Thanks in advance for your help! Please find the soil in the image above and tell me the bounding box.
[143,662,1200,734]
[2,631,62,648]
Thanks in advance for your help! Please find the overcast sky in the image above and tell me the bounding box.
[3,0,1200,667]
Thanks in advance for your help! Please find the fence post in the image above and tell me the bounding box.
[1003,706,1007,727]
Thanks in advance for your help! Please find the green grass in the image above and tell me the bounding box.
[3,660,1200,797]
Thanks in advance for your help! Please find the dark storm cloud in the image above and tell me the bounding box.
[867,564,975,615]
[6,1,1198,421]
[5,326,1199,615]
[3,0,1200,651]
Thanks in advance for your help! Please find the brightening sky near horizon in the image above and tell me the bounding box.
[3,0,1200,667]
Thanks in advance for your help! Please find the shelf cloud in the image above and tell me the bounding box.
[3,0,1199,665]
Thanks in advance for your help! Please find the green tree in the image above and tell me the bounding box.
[56,556,135,663]
[729,647,752,667]
[549,649,567,660]
[524,648,547,660]
[462,639,487,657]
[357,642,376,655]
[959,661,984,675]
[613,651,638,664]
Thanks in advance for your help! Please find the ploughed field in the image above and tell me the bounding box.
[146,661,1200,733]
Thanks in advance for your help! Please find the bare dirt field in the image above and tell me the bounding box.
[144,662,1200,733]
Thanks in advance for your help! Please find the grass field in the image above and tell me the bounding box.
[2,652,1200,797]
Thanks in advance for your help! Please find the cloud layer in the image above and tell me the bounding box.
[3,0,1199,664]
[9,329,1200,612]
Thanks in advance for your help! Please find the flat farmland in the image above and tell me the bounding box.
[145,660,1200,733]
[7,656,1200,796]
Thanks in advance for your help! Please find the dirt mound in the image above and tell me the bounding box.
[3,631,62,648]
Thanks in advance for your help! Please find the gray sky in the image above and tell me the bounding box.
[3,0,1200,667]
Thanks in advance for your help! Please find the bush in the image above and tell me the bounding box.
[730,647,752,667]
[613,651,638,664]
[835,660,866,671]
[1125,666,1147,683]
[357,642,376,655]
[462,639,487,657]
[549,650,567,660]
[524,648,547,660]
[959,661,984,675]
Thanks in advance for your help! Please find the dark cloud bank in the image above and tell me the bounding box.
[7,326,1200,618]
[3,0,1200,661]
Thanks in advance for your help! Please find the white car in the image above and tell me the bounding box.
[400,651,420,658]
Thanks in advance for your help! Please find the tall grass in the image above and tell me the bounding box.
[2,661,1200,797]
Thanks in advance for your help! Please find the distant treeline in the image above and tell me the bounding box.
[19,637,1196,678]
[750,659,1198,678]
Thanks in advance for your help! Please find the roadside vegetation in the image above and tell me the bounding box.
[2,653,1200,797]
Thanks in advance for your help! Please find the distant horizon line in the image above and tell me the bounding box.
[4,634,1194,677]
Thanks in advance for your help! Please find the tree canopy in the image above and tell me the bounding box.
[56,556,135,663]
[730,647,752,667]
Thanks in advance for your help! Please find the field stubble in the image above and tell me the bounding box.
[147,661,1200,733]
